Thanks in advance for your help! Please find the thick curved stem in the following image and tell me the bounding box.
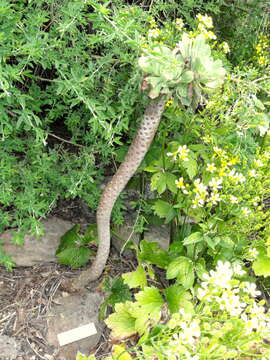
[73,97,166,289]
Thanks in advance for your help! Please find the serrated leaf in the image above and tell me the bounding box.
[195,258,207,280]
[134,287,164,315]
[165,173,178,194]
[183,232,202,245]
[112,345,132,360]
[204,235,216,250]
[166,256,194,289]
[138,240,171,269]
[56,246,92,268]
[122,265,147,289]
[105,277,132,310]
[164,285,186,313]
[253,254,270,277]
[105,302,137,339]
[152,199,173,218]
[182,158,197,179]
[56,224,81,254]
[150,172,166,194]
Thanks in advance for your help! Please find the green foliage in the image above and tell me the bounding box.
[105,286,164,338]
[99,276,131,320]
[0,0,150,267]
[105,262,270,359]
[56,225,96,268]
[138,33,226,108]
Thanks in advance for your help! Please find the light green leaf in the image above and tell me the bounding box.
[152,199,173,218]
[181,70,194,83]
[253,254,270,277]
[150,172,166,194]
[105,302,137,339]
[122,265,147,289]
[112,345,133,360]
[183,232,202,245]
[166,256,194,289]
[76,352,96,360]
[138,240,171,269]
[165,173,178,194]
[195,258,207,280]
[164,285,191,313]
[204,235,216,250]
[134,287,164,314]
[182,158,197,179]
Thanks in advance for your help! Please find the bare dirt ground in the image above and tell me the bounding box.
[0,198,135,360]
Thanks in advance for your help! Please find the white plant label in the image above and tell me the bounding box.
[57,322,97,346]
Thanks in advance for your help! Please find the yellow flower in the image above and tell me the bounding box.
[229,195,238,204]
[175,18,184,30]
[166,99,173,107]
[258,56,267,66]
[206,163,216,173]
[175,177,189,194]
[202,135,212,143]
[218,167,226,177]
[222,42,230,54]
[196,14,213,28]
[148,28,160,38]
[178,145,190,161]
[203,31,216,40]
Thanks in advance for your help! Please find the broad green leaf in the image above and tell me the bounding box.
[56,246,92,269]
[181,70,194,83]
[105,302,137,339]
[195,258,207,280]
[164,285,190,313]
[182,158,197,179]
[112,345,132,360]
[183,232,202,245]
[253,254,270,277]
[56,224,81,254]
[134,287,164,314]
[165,172,178,194]
[252,95,265,110]
[150,172,166,194]
[166,256,194,289]
[138,240,171,269]
[122,265,147,289]
[144,166,160,173]
[106,278,132,307]
[152,199,173,218]
[204,235,217,250]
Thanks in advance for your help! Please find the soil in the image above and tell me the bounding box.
[0,198,136,360]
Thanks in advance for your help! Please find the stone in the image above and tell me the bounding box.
[143,224,170,251]
[47,292,104,360]
[0,335,20,359]
[1,217,74,266]
[112,215,140,255]
[112,214,170,252]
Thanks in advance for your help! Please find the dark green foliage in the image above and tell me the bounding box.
[56,224,96,268]
[99,276,132,319]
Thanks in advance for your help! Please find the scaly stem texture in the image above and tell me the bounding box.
[74,97,166,289]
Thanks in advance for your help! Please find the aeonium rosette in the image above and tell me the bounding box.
[138,33,226,109]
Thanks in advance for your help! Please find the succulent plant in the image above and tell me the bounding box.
[138,33,226,109]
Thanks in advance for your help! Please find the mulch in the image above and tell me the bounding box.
[0,197,136,360]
